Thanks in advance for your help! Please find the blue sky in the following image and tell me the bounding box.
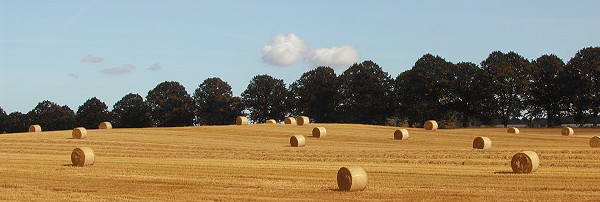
[1,0,599,113]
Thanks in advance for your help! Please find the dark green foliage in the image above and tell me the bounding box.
[28,100,75,131]
[194,77,244,125]
[241,75,289,123]
[528,54,568,127]
[4,112,29,133]
[565,47,600,126]
[289,66,339,123]
[112,93,152,128]
[76,97,111,129]
[146,81,195,127]
[0,106,7,133]
[338,61,393,125]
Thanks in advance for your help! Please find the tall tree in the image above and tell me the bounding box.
[28,100,75,131]
[565,47,600,126]
[289,66,339,123]
[75,97,111,129]
[112,93,152,128]
[0,106,7,133]
[4,112,29,133]
[480,51,532,127]
[146,81,195,127]
[241,75,289,123]
[193,77,244,125]
[452,62,486,126]
[528,54,567,127]
[338,60,393,125]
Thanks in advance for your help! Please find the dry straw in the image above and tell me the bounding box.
[337,166,367,191]
[236,116,248,125]
[472,136,492,149]
[590,136,600,148]
[284,117,297,125]
[424,120,438,130]
[71,147,95,167]
[28,125,41,132]
[561,127,574,136]
[312,127,327,138]
[511,151,540,173]
[507,127,519,134]
[72,127,88,139]
[99,122,112,129]
[266,119,277,124]
[394,129,409,140]
[290,135,305,147]
[297,116,310,126]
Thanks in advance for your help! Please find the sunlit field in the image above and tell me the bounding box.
[1,124,600,201]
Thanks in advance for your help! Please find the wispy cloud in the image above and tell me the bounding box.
[81,54,104,63]
[308,45,361,69]
[261,33,308,66]
[101,64,135,75]
[148,63,161,71]
[67,73,79,79]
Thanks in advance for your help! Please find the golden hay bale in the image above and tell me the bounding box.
[561,127,574,136]
[98,122,112,129]
[424,120,438,130]
[394,129,409,140]
[28,125,41,132]
[290,135,305,147]
[507,127,519,134]
[284,117,297,125]
[72,127,88,139]
[71,147,95,167]
[297,116,310,126]
[337,166,367,191]
[236,116,248,125]
[511,151,540,173]
[590,136,600,148]
[472,136,492,149]
[312,127,327,138]
[265,119,277,124]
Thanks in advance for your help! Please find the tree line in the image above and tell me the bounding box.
[1,46,599,133]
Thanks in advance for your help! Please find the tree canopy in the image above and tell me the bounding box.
[241,75,289,123]
[146,81,195,127]
[194,77,244,125]
[289,66,339,123]
[112,93,152,128]
[75,97,111,129]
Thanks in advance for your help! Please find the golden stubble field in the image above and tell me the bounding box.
[1,124,600,201]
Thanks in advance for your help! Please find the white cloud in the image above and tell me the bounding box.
[261,33,308,66]
[67,73,78,79]
[81,54,104,63]
[308,45,361,69]
[101,64,135,75]
[148,63,161,71]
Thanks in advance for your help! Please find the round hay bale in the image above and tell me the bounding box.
[424,120,438,130]
[590,136,600,148]
[236,116,248,125]
[511,151,540,173]
[337,166,367,191]
[394,129,409,140]
[265,119,277,124]
[72,127,88,139]
[507,127,519,134]
[561,127,574,136]
[297,116,310,126]
[28,125,41,132]
[71,147,95,167]
[290,135,305,147]
[312,127,327,138]
[472,136,492,149]
[284,117,297,125]
[98,122,112,129]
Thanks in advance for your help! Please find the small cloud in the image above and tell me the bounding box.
[81,54,104,63]
[101,64,135,75]
[148,63,161,71]
[307,45,361,69]
[261,33,308,66]
[67,73,78,79]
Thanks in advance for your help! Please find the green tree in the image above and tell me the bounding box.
[452,62,486,126]
[241,75,289,123]
[193,77,244,125]
[338,60,393,125]
[112,93,152,128]
[289,66,339,123]
[75,97,111,129]
[528,54,567,127]
[480,51,532,127]
[28,100,75,131]
[565,47,600,126]
[0,106,7,133]
[4,112,29,133]
[146,81,195,127]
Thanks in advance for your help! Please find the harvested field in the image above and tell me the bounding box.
[1,124,600,201]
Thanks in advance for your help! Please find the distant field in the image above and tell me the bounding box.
[1,124,600,201]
